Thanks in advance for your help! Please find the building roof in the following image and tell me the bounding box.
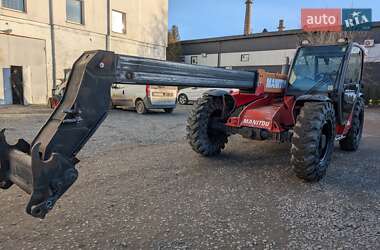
[181,21,380,44]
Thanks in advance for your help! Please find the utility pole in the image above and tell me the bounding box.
[106,0,111,51]
[48,0,57,92]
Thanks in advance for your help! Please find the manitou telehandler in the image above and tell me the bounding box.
[0,41,365,218]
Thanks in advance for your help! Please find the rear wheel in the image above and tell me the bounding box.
[178,94,188,105]
[339,98,364,151]
[186,95,229,156]
[135,99,147,114]
[164,108,174,114]
[291,102,336,182]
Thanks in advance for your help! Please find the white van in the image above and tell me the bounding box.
[111,84,178,114]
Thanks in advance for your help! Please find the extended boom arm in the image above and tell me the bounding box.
[0,50,257,218]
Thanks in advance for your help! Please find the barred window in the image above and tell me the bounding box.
[66,0,84,24]
[1,0,25,12]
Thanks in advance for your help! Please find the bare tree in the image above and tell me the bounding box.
[297,30,369,45]
[167,25,182,62]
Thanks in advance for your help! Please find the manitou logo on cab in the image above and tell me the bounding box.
[242,119,270,127]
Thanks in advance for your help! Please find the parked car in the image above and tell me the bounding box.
[111,84,178,114]
[177,87,238,105]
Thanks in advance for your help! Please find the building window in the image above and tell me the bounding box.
[241,54,250,62]
[1,0,25,12]
[66,0,84,24]
[191,56,198,65]
[112,10,126,34]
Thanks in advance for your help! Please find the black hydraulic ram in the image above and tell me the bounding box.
[0,51,257,218]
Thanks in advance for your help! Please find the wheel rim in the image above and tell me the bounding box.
[136,101,144,113]
[179,95,186,104]
[319,120,333,163]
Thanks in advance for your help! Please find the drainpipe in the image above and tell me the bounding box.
[217,41,221,68]
[106,0,111,50]
[48,0,57,92]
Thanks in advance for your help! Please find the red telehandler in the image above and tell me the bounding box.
[0,41,365,218]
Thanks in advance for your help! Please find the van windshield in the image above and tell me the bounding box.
[288,45,348,94]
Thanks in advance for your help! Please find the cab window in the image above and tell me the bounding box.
[344,47,363,86]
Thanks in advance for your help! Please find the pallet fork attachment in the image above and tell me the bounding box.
[0,50,257,218]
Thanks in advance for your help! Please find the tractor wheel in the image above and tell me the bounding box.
[291,102,336,182]
[186,95,228,156]
[339,98,365,151]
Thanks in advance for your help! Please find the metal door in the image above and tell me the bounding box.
[10,66,24,105]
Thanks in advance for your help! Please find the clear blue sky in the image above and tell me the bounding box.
[169,0,380,40]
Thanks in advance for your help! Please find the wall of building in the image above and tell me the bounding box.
[0,0,168,105]
[52,0,168,86]
[0,35,48,104]
[0,2,52,104]
[109,0,168,59]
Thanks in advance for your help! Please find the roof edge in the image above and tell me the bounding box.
[181,21,380,44]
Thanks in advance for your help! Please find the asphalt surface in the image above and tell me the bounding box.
[0,105,379,250]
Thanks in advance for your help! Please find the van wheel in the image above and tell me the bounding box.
[164,108,174,114]
[136,100,147,114]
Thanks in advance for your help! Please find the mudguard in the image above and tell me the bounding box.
[295,94,332,106]
[204,89,236,114]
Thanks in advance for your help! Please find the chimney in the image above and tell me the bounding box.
[244,0,253,36]
[278,19,285,32]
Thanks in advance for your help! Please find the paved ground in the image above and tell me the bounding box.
[0,105,379,250]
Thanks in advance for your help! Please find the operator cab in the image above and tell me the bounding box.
[286,42,365,125]
[287,44,349,96]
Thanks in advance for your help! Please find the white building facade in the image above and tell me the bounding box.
[0,0,168,105]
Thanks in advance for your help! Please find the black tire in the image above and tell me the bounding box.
[178,94,188,105]
[339,98,364,151]
[186,95,229,156]
[135,99,147,114]
[291,102,336,182]
[164,108,174,113]
[0,180,13,189]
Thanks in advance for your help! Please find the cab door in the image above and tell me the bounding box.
[341,46,364,124]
